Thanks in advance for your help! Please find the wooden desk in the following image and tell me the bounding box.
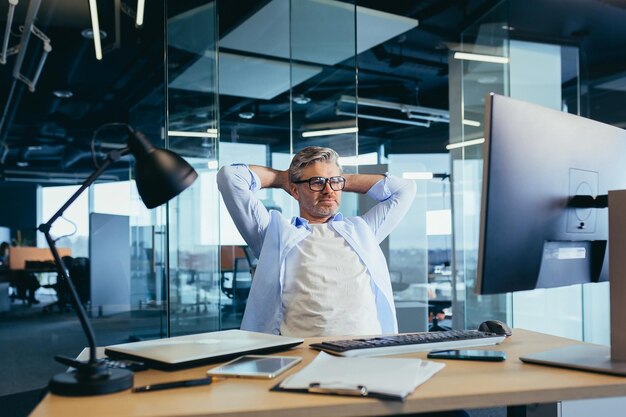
[8,246,71,270]
[30,329,626,417]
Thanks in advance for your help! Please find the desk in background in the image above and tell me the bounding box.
[30,329,626,417]
[8,247,71,270]
[6,247,71,304]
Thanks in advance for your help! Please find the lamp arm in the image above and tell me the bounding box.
[37,146,130,366]
[41,227,99,364]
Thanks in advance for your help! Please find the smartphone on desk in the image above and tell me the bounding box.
[427,349,506,362]
[206,355,302,379]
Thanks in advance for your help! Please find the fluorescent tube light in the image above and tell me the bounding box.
[0,0,18,64]
[453,52,509,64]
[136,0,145,27]
[446,138,485,150]
[402,172,434,180]
[462,119,481,127]
[88,0,103,60]
[302,127,358,138]
[168,130,218,138]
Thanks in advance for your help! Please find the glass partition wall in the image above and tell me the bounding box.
[165,2,220,337]
[215,0,359,329]
[162,0,445,334]
[161,0,444,333]
[449,1,511,331]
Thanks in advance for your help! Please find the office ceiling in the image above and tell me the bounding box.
[0,0,625,182]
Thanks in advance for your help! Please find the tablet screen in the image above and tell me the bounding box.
[207,355,302,378]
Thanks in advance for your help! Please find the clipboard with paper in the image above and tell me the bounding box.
[272,351,445,401]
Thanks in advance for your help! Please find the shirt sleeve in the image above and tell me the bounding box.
[216,164,271,258]
[360,173,417,243]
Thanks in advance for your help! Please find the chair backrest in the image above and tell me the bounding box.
[220,246,246,272]
[220,246,255,300]
[67,257,90,304]
[241,246,258,269]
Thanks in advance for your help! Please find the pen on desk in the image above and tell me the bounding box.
[132,376,214,393]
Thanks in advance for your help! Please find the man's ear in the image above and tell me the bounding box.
[289,183,299,200]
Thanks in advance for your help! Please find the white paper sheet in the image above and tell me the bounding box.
[279,352,445,400]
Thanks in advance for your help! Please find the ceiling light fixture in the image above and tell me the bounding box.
[336,109,430,128]
[446,138,485,150]
[0,0,18,65]
[403,172,434,180]
[302,126,358,138]
[135,0,145,27]
[293,95,311,105]
[53,90,73,99]
[453,52,509,64]
[87,0,103,60]
[9,0,52,93]
[80,29,107,40]
[407,112,449,123]
[337,96,448,127]
[200,138,212,148]
[168,129,218,138]
[238,111,255,119]
[477,75,499,84]
[462,119,481,127]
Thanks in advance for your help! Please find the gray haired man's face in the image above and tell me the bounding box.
[290,161,342,224]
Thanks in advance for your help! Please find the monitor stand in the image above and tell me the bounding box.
[520,189,626,376]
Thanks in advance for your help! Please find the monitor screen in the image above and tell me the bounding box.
[477,94,626,295]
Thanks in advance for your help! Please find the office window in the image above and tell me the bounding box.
[388,153,452,332]
[40,185,89,257]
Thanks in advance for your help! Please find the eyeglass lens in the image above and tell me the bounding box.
[310,176,345,191]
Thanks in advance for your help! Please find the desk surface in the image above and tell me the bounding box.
[8,247,71,270]
[31,329,626,417]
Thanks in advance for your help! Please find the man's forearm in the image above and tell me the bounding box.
[248,165,290,193]
[343,173,385,194]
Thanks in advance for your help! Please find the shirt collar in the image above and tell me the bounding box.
[291,212,344,229]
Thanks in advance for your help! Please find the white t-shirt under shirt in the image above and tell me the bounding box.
[280,223,382,337]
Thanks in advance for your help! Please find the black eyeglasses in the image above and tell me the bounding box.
[293,176,346,191]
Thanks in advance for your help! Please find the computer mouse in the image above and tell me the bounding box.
[478,320,513,337]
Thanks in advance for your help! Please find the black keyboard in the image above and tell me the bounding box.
[309,330,506,357]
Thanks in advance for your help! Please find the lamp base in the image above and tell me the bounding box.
[49,368,133,396]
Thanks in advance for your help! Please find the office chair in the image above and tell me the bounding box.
[43,256,90,313]
[10,261,49,305]
[428,300,452,332]
[220,246,255,318]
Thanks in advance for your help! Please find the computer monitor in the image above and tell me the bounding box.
[477,93,626,375]
[477,93,626,294]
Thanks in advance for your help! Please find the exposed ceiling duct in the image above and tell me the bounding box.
[336,95,449,128]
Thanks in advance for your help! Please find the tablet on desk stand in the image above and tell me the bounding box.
[104,330,303,371]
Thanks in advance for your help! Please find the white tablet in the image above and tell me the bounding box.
[206,355,302,379]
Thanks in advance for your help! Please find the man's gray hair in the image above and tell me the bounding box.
[288,146,342,182]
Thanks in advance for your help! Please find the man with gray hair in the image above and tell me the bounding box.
[217,146,416,337]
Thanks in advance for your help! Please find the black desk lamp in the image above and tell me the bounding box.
[38,125,198,396]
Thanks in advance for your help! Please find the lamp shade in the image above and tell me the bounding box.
[128,129,198,208]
